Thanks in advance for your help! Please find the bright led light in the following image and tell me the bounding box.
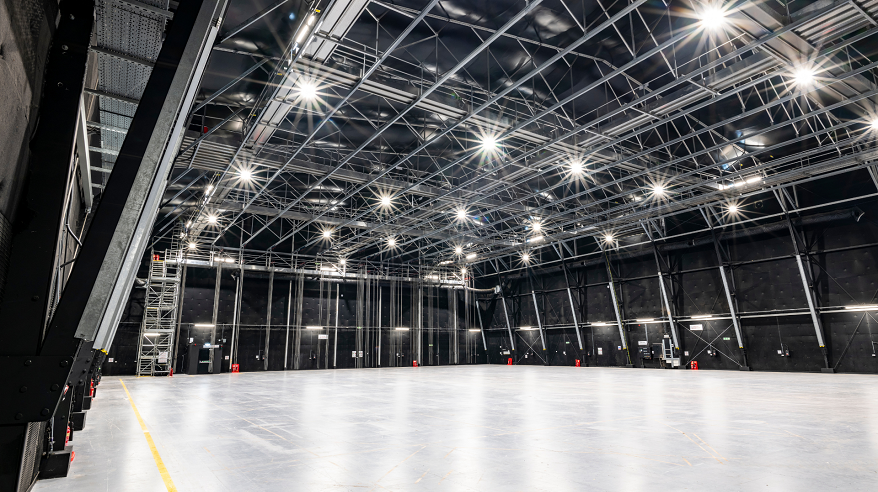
[468,329,481,332]
[323,229,332,238]
[207,215,217,224]
[193,323,215,328]
[872,120,878,129]
[305,326,322,330]
[653,185,665,196]
[746,176,762,184]
[455,246,463,255]
[728,204,739,214]
[591,322,609,326]
[460,267,467,275]
[239,169,252,181]
[794,68,815,85]
[481,135,498,151]
[186,221,192,227]
[188,242,197,250]
[699,7,726,29]
[387,237,396,247]
[636,318,655,323]
[604,234,614,243]
[206,184,213,193]
[466,253,476,260]
[457,209,467,220]
[570,160,583,174]
[522,253,530,262]
[381,195,391,207]
[144,332,160,336]
[339,259,346,265]
[395,327,409,331]
[846,305,878,311]
[692,315,714,319]
[532,222,542,232]
[299,81,317,99]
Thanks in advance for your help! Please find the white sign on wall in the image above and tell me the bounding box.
[318,334,328,340]
[597,347,603,355]
[690,324,704,331]
[638,341,648,346]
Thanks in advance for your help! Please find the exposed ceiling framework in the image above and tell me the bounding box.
[145,0,878,277]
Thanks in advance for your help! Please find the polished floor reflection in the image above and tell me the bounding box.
[35,366,878,491]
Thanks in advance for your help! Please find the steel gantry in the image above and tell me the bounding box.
[148,0,878,325]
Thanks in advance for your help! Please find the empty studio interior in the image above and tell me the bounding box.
[2,0,878,490]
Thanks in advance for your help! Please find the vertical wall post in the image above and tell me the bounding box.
[475,299,488,352]
[640,224,681,352]
[172,265,187,372]
[555,243,584,350]
[773,191,832,371]
[500,293,516,352]
[333,283,339,367]
[699,209,749,369]
[284,280,292,369]
[600,240,632,367]
[264,270,273,370]
[210,264,221,372]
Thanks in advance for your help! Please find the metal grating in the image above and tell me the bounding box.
[93,0,168,177]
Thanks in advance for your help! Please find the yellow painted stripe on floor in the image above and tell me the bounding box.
[120,379,177,491]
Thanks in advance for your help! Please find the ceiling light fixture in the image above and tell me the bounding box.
[570,160,583,174]
[387,237,396,247]
[455,246,463,255]
[794,67,815,85]
[653,185,665,196]
[466,253,476,260]
[299,81,317,99]
[871,119,878,129]
[699,7,726,29]
[460,267,467,275]
[457,209,467,220]
[207,215,217,224]
[604,234,614,243]
[239,169,252,181]
[323,229,332,238]
[188,242,197,250]
[381,195,391,207]
[481,135,498,151]
[532,222,542,232]
[522,253,530,262]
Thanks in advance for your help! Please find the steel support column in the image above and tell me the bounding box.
[500,293,516,352]
[554,243,584,350]
[264,270,273,370]
[699,209,749,370]
[210,264,221,372]
[475,299,488,352]
[640,224,681,352]
[774,191,832,371]
[601,242,632,367]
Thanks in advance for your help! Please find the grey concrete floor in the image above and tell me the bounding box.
[34,366,878,491]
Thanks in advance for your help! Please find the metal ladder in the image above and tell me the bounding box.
[136,252,180,376]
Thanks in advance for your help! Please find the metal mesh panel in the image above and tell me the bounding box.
[16,422,45,492]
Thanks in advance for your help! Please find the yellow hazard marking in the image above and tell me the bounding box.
[120,379,177,491]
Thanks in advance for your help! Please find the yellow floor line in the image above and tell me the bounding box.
[120,379,177,491]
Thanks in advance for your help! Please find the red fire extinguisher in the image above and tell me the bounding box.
[65,425,71,447]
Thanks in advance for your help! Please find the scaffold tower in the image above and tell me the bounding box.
[136,251,180,375]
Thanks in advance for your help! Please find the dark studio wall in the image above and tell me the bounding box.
[479,198,878,374]
[106,265,488,375]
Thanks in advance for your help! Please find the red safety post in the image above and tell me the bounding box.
[413,360,418,367]
[691,361,699,370]
[575,359,581,367]
[507,358,513,365]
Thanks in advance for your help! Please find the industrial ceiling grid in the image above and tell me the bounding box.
[148,0,878,278]
[93,0,168,182]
